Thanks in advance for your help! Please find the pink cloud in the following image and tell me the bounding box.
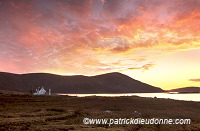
[189,79,200,82]
[0,0,200,75]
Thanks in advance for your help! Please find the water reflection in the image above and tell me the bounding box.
[58,93,200,102]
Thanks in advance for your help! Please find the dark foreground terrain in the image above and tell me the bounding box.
[0,91,200,131]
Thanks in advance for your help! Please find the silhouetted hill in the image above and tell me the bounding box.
[0,72,164,94]
[91,72,164,93]
[167,87,200,92]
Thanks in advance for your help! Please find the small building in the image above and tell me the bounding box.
[33,87,46,95]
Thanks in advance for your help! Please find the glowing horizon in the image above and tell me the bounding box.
[1,0,200,90]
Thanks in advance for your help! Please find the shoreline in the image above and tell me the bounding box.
[56,92,200,102]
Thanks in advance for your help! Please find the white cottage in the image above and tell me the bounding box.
[33,87,46,95]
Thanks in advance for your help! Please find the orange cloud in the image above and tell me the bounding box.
[125,64,155,72]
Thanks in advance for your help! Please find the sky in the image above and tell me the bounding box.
[0,0,200,90]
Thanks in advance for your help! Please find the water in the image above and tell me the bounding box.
[58,92,200,102]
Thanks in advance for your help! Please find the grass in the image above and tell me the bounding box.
[0,91,200,130]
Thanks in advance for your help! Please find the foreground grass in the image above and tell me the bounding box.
[0,92,200,131]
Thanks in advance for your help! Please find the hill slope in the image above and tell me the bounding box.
[0,72,164,93]
[168,87,200,92]
[91,72,163,93]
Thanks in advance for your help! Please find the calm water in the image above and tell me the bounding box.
[58,93,200,102]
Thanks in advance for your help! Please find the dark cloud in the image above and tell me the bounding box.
[56,0,93,17]
[102,0,123,16]
[110,45,132,54]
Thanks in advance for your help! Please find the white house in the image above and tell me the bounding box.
[33,87,46,95]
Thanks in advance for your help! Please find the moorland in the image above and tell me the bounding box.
[0,90,200,131]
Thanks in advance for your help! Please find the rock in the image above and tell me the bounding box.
[133,111,141,116]
[104,110,112,113]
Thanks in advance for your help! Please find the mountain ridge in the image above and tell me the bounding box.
[167,87,200,92]
[0,72,164,94]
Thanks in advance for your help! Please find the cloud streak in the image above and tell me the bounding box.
[189,79,200,82]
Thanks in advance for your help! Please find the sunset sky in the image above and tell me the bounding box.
[0,0,200,90]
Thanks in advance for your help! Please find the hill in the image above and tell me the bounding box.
[167,87,200,93]
[0,72,164,94]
